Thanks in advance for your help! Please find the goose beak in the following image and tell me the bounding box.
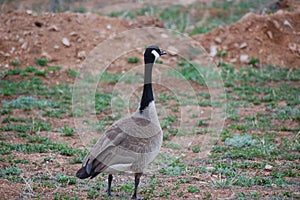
[159,50,167,56]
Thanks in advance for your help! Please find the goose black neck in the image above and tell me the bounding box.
[139,63,154,112]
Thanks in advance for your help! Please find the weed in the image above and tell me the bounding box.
[36,58,48,66]
[249,57,260,67]
[164,142,181,150]
[6,68,22,75]
[2,96,59,110]
[224,134,256,147]
[72,6,87,13]
[99,71,120,83]
[55,174,77,186]
[66,69,79,77]
[58,125,75,136]
[187,185,200,193]
[10,60,21,66]
[127,57,140,63]
[1,167,23,182]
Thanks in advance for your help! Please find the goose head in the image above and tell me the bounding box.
[144,45,167,64]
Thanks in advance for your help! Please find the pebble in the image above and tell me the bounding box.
[230,58,237,63]
[288,43,297,51]
[161,33,168,38]
[273,20,280,29]
[215,37,222,44]
[266,30,273,39]
[41,52,52,61]
[106,24,112,30]
[48,25,59,31]
[240,54,249,63]
[209,45,218,57]
[206,166,215,171]
[167,46,179,56]
[265,164,273,171]
[62,37,70,47]
[26,10,33,15]
[54,45,60,49]
[240,42,248,49]
[69,32,78,36]
[284,20,293,29]
[77,51,86,59]
[21,42,28,50]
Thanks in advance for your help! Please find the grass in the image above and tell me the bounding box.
[35,58,48,66]
[58,125,75,137]
[105,0,268,34]
[0,63,299,199]
[127,57,140,63]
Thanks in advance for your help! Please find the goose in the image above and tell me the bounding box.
[76,45,167,199]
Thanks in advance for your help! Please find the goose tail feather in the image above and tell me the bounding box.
[76,166,91,179]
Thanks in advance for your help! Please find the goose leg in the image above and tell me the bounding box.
[107,174,113,196]
[132,173,143,200]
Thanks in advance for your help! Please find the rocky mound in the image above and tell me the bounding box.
[0,11,163,70]
[194,10,300,68]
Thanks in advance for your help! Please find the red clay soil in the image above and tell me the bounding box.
[0,2,300,73]
[0,11,163,70]
[194,10,300,68]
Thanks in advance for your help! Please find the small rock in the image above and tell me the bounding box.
[273,20,280,29]
[230,58,237,63]
[106,24,112,30]
[10,47,15,54]
[62,38,70,47]
[240,54,249,63]
[77,51,86,59]
[266,30,273,39]
[240,42,248,49]
[54,45,60,49]
[26,10,33,15]
[5,64,9,68]
[21,42,28,50]
[18,38,24,43]
[206,166,215,171]
[69,31,78,36]
[41,52,52,61]
[167,46,178,56]
[161,33,168,38]
[288,43,297,51]
[209,45,218,57]
[215,37,222,44]
[284,20,293,29]
[48,25,59,31]
[265,164,273,171]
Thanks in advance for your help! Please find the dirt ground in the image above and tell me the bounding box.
[0,0,299,199]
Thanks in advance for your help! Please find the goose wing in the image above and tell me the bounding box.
[76,115,162,178]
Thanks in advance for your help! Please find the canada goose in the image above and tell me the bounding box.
[76,45,167,199]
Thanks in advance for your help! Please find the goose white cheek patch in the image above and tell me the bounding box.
[151,50,160,60]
